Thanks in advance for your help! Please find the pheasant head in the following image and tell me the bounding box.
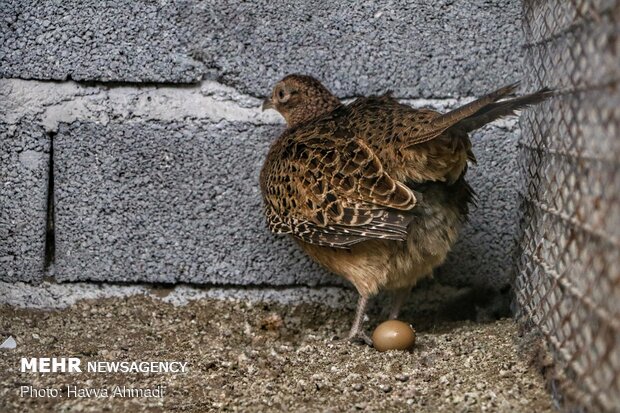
[262,74,341,128]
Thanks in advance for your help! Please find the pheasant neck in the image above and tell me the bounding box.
[286,96,342,128]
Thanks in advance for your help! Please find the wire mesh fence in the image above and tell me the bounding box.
[516,0,620,411]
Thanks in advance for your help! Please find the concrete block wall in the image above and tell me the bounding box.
[0,1,524,304]
[0,121,50,281]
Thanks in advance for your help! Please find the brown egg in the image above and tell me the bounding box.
[372,320,416,352]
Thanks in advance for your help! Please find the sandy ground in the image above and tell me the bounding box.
[0,293,554,412]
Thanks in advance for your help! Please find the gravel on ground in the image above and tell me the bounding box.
[0,293,554,412]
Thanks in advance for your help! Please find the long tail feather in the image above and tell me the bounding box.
[406,84,553,147]
[429,82,520,131]
[451,88,553,133]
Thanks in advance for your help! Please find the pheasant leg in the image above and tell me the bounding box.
[347,295,372,346]
[389,286,413,320]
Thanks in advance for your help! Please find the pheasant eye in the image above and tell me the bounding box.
[276,88,290,103]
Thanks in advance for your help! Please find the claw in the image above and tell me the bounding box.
[347,331,373,346]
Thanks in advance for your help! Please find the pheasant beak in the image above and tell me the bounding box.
[262,98,274,112]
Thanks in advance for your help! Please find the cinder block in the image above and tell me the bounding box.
[0,122,50,282]
[53,120,334,285]
[0,1,204,83]
[195,0,524,98]
[1,1,522,97]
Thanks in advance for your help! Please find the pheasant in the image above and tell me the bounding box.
[260,74,550,344]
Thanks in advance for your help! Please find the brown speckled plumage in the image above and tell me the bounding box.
[260,74,551,343]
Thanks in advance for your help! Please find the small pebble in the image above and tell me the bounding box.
[395,374,409,382]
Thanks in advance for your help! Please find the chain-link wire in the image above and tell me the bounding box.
[516,1,620,411]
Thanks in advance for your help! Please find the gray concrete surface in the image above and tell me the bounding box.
[0,279,479,324]
[0,280,357,309]
[0,77,521,312]
[51,117,518,291]
[0,1,204,83]
[0,122,49,282]
[1,1,522,98]
[53,119,333,285]
[0,1,525,313]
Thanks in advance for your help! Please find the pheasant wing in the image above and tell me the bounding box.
[261,126,417,248]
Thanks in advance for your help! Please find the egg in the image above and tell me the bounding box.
[372,320,416,351]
